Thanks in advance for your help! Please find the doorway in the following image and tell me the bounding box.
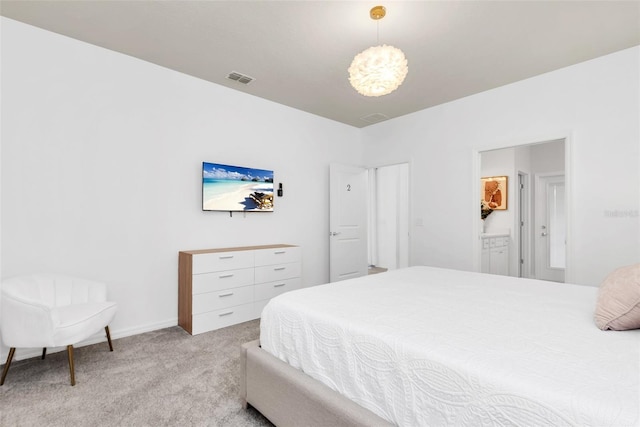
[534,173,566,282]
[367,163,410,272]
[329,163,368,282]
[479,139,567,282]
[329,162,410,282]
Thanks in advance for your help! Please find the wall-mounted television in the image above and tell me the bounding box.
[202,162,274,212]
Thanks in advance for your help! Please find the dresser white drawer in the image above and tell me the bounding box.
[254,246,301,267]
[254,277,302,302]
[179,244,302,335]
[192,250,254,274]
[255,262,301,283]
[191,303,255,335]
[192,267,254,294]
[192,285,254,314]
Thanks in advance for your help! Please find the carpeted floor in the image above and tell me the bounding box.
[0,319,273,426]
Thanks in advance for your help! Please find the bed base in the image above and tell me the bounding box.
[241,340,391,427]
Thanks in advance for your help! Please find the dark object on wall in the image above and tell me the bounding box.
[277,183,283,197]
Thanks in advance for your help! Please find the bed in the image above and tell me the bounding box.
[240,266,640,426]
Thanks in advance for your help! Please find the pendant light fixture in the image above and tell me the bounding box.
[348,5,408,97]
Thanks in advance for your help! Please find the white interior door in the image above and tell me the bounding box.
[535,174,565,282]
[329,163,368,282]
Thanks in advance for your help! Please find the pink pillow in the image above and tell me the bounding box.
[594,263,640,331]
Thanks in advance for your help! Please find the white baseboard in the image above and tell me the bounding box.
[1,317,178,362]
[110,317,179,341]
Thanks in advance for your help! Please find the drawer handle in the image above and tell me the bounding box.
[219,255,234,259]
[219,311,234,317]
[219,274,234,278]
[274,283,286,288]
[218,292,234,297]
[274,267,286,271]
[274,251,286,254]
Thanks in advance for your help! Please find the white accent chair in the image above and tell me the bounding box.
[0,274,118,386]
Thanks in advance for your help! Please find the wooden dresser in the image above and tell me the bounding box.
[178,244,301,335]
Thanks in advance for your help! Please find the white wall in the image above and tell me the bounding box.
[480,148,516,276]
[363,46,640,286]
[514,144,532,277]
[480,148,515,235]
[2,17,639,357]
[0,18,363,347]
[530,140,565,174]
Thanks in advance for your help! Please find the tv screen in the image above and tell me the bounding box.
[202,162,274,212]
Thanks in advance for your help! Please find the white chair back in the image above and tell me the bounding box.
[0,274,117,386]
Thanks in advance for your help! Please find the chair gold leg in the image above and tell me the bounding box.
[105,326,114,352]
[42,348,47,360]
[1,347,16,386]
[67,345,76,386]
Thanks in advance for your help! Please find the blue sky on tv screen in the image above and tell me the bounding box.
[202,162,273,182]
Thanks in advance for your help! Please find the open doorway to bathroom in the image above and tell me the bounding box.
[367,163,410,274]
[480,139,566,282]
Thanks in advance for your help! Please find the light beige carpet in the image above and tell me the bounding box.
[0,319,272,426]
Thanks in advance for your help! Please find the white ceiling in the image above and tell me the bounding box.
[2,1,639,128]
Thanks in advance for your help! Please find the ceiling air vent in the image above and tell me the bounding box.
[360,113,389,124]
[226,71,255,85]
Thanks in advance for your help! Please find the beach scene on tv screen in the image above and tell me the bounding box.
[202,162,274,211]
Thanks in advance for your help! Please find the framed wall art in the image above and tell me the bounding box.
[481,176,508,210]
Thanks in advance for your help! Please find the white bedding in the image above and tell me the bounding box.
[260,266,640,427]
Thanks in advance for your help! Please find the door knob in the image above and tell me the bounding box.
[329,231,341,236]
[541,232,548,236]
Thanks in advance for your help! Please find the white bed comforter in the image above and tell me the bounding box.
[260,266,639,427]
